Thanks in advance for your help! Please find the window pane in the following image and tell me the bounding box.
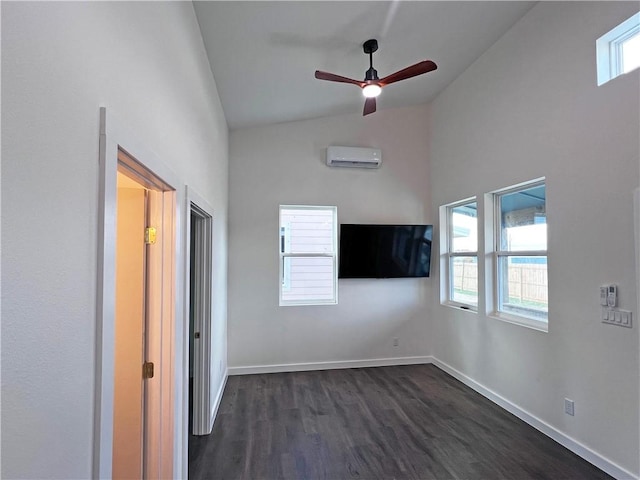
[280,208,334,254]
[281,256,335,303]
[450,202,477,252]
[451,256,478,306]
[498,256,548,320]
[499,184,546,251]
[279,205,338,306]
[622,31,640,73]
[597,13,640,85]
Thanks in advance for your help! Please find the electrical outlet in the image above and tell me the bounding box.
[564,398,575,416]
[393,337,399,347]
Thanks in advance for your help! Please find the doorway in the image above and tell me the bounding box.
[96,107,185,478]
[111,153,176,479]
[187,199,214,438]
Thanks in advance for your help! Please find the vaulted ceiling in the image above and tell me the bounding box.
[194,1,536,129]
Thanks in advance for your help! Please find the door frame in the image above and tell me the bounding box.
[95,107,187,478]
[184,187,214,437]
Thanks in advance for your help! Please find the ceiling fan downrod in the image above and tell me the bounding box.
[363,39,379,81]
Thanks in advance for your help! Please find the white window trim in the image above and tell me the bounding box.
[596,12,640,86]
[488,178,548,333]
[278,205,338,306]
[280,225,291,291]
[439,197,478,312]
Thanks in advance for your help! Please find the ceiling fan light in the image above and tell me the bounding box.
[362,84,382,98]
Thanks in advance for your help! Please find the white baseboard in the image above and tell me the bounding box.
[208,369,228,432]
[430,357,638,480]
[228,355,434,376]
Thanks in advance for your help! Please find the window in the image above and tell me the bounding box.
[597,12,640,85]
[492,180,547,327]
[279,205,338,306]
[441,199,478,309]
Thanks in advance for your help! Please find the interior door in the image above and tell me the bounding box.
[143,188,163,479]
[113,172,147,479]
[113,170,173,480]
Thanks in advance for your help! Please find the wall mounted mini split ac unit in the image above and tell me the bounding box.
[326,146,382,168]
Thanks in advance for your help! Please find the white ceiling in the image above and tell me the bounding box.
[194,1,536,130]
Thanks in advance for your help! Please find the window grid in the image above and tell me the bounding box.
[439,180,548,331]
[279,205,338,306]
[444,199,478,309]
[597,12,640,85]
[617,27,640,73]
[493,180,548,325]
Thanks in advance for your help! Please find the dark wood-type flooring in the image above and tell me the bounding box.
[189,364,612,480]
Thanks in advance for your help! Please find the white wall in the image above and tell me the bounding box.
[1,2,228,478]
[228,105,432,370]
[429,2,639,476]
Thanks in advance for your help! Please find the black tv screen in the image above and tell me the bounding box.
[339,224,433,278]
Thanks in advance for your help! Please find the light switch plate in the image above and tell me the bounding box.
[602,308,633,328]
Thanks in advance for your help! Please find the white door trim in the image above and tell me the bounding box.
[185,186,215,439]
[95,107,187,479]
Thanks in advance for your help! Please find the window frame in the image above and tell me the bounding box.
[596,12,640,86]
[278,205,338,307]
[490,179,548,332]
[440,197,478,311]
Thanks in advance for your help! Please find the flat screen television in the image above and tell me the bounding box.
[339,224,433,278]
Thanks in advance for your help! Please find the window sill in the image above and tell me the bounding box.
[441,301,478,313]
[488,311,548,333]
[280,300,338,307]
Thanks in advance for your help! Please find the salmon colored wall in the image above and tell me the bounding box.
[113,174,146,479]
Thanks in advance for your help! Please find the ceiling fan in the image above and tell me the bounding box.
[315,39,437,116]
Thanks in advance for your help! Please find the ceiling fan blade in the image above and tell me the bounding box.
[363,97,376,116]
[315,70,365,87]
[379,60,437,86]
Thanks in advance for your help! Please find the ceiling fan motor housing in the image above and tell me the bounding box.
[365,68,379,81]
